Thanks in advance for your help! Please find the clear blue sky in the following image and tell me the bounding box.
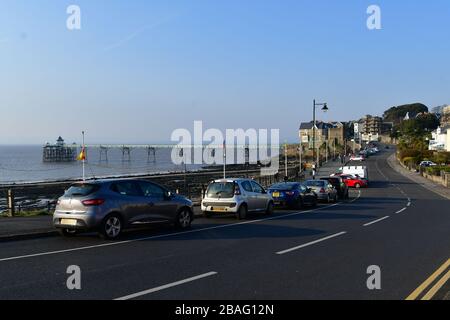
[1,0,449,144]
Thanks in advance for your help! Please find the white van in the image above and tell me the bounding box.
[337,166,369,180]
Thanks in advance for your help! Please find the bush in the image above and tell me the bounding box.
[425,166,450,176]
[402,157,418,167]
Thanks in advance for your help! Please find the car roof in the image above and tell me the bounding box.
[212,178,254,183]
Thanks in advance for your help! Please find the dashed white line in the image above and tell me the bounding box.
[114,271,218,300]
[396,208,407,214]
[363,216,390,227]
[276,231,347,255]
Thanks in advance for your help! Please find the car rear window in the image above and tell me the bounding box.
[270,183,298,191]
[306,180,326,187]
[206,182,235,198]
[64,184,100,197]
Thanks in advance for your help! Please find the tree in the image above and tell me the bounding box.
[383,103,429,124]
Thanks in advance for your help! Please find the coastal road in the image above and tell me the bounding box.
[0,148,448,300]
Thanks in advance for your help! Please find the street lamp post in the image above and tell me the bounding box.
[312,99,328,168]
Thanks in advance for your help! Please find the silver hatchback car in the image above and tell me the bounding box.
[201,178,274,219]
[305,179,338,203]
[53,179,194,239]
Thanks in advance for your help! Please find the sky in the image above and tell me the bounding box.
[0,0,449,144]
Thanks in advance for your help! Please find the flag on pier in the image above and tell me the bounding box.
[77,147,86,161]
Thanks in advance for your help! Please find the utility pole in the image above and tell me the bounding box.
[285,142,288,178]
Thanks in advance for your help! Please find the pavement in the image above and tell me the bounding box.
[0,148,448,300]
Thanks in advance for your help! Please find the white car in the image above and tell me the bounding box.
[350,154,365,161]
[419,161,437,167]
[201,178,274,220]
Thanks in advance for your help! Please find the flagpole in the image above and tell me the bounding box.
[82,131,85,182]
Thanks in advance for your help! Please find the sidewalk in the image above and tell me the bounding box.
[0,215,56,241]
[387,153,450,200]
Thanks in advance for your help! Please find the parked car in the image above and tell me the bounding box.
[201,178,274,219]
[268,182,317,209]
[320,177,349,200]
[350,154,365,161]
[53,179,194,239]
[419,161,437,167]
[340,175,368,189]
[305,180,338,203]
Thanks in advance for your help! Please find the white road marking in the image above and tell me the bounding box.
[396,208,407,214]
[363,216,390,227]
[114,271,218,300]
[0,196,363,263]
[276,231,347,255]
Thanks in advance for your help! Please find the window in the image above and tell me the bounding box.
[111,181,143,197]
[139,181,166,198]
[241,181,253,192]
[64,184,100,197]
[206,182,235,198]
[251,181,264,193]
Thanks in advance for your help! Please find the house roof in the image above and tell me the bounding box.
[299,121,333,130]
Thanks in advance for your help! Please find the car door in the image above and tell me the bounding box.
[240,180,257,211]
[251,181,267,211]
[111,181,148,224]
[138,181,178,222]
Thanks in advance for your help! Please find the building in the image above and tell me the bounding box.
[358,115,382,142]
[299,121,332,148]
[429,126,450,151]
[328,122,345,146]
[43,137,78,162]
[441,105,450,127]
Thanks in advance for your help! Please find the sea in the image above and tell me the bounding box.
[0,145,268,184]
[0,145,202,184]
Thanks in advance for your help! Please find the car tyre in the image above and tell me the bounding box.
[175,208,193,229]
[265,201,274,215]
[295,197,304,210]
[99,213,123,240]
[202,211,212,218]
[236,204,247,220]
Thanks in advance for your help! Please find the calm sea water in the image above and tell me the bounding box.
[0,145,201,184]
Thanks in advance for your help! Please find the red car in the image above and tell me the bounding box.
[340,175,368,188]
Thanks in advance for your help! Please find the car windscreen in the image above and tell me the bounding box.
[64,184,100,197]
[322,178,339,186]
[306,181,326,187]
[206,182,235,198]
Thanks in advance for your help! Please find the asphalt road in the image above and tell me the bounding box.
[0,148,448,300]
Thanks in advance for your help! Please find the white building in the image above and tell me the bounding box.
[429,126,450,151]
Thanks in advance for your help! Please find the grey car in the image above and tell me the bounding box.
[201,178,274,220]
[305,180,338,203]
[53,179,194,239]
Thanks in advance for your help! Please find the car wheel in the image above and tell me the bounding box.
[99,213,123,240]
[295,197,304,210]
[202,211,212,218]
[312,197,318,207]
[334,194,338,203]
[58,228,78,237]
[175,208,192,229]
[236,204,247,220]
[265,202,274,215]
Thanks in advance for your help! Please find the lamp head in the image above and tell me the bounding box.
[322,103,329,112]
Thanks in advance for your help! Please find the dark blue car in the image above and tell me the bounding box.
[268,182,317,209]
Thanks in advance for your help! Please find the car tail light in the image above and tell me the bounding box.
[82,199,105,206]
[320,188,326,193]
[234,184,241,195]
